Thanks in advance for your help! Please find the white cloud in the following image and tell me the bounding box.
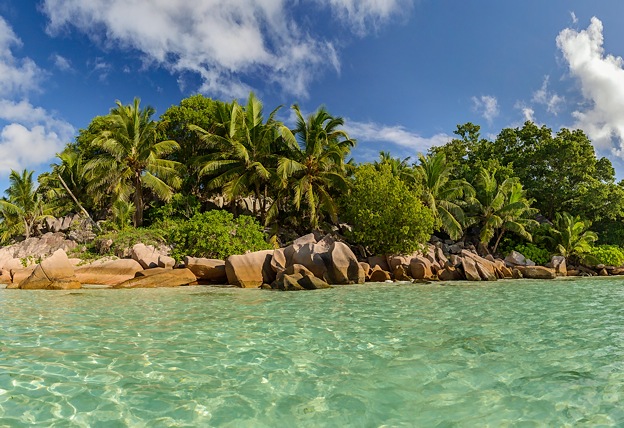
[41,0,405,98]
[345,119,451,153]
[0,100,74,174]
[318,0,412,34]
[557,17,624,156]
[570,11,578,25]
[532,76,564,115]
[0,18,74,174]
[51,53,72,71]
[472,95,499,124]
[0,16,42,96]
[514,102,535,123]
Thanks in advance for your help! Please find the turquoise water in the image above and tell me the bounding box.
[1,279,623,427]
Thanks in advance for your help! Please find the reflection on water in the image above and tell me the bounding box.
[1,280,624,426]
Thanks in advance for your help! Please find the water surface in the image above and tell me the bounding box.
[1,278,623,426]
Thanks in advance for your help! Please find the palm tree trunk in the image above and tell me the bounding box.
[23,218,30,239]
[133,174,143,227]
[492,228,506,254]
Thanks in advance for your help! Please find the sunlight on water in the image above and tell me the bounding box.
[1,278,624,426]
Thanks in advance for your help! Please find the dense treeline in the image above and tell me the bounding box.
[2,93,624,264]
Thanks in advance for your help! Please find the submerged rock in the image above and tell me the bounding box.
[113,268,197,288]
[75,259,144,286]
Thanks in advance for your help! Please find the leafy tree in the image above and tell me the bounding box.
[278,104,355,230]
[162,210,270,261]
[545,212,598,265]
[415,152,473,240]
[374,151,416,185]
[0,169,52,240]
[190,93,282,224]
[159,94,219,197]
[486,122,621,221]
[86,98,182,227]
[341,164,434,255]
[469,168,537,252]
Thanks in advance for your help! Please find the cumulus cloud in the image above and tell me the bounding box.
[41,0,406,98]
[557,17,624,156]
[0,16,42,96]
[532,76,564,115]
[0,17,74,174]
[570,11,578,25]
[345,119,451,153]
[472,95,499,124]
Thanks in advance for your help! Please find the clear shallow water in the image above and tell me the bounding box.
[1,278,623,427]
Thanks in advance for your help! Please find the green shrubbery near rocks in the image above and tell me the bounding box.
[162,210,270,261]
[341,164,435,255]
[509,243,551,266]
[586,245,624,267]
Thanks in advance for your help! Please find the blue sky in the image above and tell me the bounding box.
[1,1,624,193]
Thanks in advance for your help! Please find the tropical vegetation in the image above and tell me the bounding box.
[2,92,624,267]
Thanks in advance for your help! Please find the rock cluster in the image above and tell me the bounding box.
[4,230,624,292]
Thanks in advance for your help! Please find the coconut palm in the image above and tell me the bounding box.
[0,169,52,240]
[86,98,182,227]
[545,212,598,264]
[375,151,416,185]
[469,168,537,251]
[190,93,282,223]
[415,152,474,240]
[277,104,355,230]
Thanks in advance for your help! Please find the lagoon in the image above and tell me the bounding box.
[1,279,623,426]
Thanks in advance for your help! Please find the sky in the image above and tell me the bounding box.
[2,1,624,193]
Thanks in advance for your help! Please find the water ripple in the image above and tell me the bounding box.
[1,280,624,425]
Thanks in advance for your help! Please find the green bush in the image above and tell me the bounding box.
[341,164,435,255]
[510,243,550,266]
[161,210,270,261]
[586,245,624,266]
[95,227,167,257]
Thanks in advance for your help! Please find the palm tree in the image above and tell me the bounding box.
[469,168,537,252]
[190,93,282,224]
[0,169,52,240]
[415,152,474,240]
[277,104,355,230]
[86,98,182,227]
[545,212,598,264]
[374,151,416,185]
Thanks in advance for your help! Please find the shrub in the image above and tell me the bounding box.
[162,210,270,261]
[510,243,550,266]
[94,227,167,257]
[586,245,624,266]
[341,164,435,255]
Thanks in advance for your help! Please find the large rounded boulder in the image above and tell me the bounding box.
[17,249,81,290]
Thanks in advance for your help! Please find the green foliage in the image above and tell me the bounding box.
[0,169,53,240]
[511,243,550,266]
[86,98,182,227]
[341,164,435,255]
[277,104,355,230]
[161,210,270,261]
[545,212,599,265]
[159,94,218,196]
[591,219,624,246]
[95,227,167,258]
[415,152,474,240]
[586,245,624,267]
[468,168,538,252]
[147,193,201,224]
